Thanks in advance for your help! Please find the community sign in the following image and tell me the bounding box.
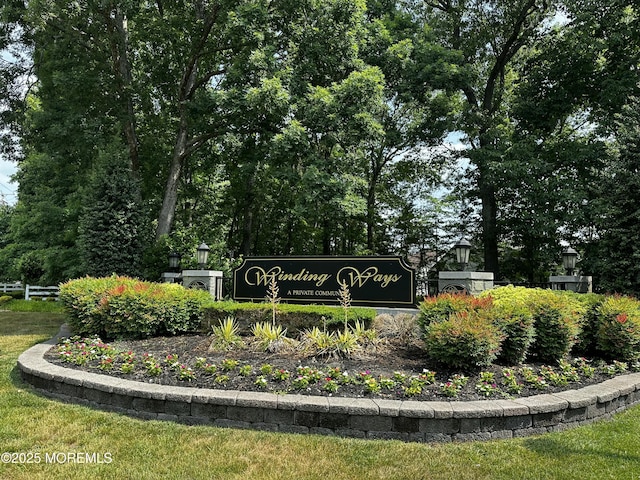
[233,256,415,307]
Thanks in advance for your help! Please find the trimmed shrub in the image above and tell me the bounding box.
[489,303,535,365]
[595,295,640,362]
[417,293,492,334]
[0,295,12,305]
[202,302,376,336]
[483,286,586,363]
[60,276,212,339]
[526,289,586,363]
[59,276,123,335]
[423,310,503,370]
[573,293,605,356]
[479,285,531,306]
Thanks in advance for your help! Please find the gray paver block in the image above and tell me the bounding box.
[277,394,303,411]
[328,397,378,415]
[373,399,400,417]
[349,414,393,432]
[554,389,596,409]
[297,395,329,413]
[513,394,568,414]
[237,391,279,409]
[451,400,503,419]
[226,405,264,423]
[206,390,238,406]
[430,401,453,419]
[398,400,434,418]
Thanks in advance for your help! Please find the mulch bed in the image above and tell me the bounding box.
[44,333,621,402]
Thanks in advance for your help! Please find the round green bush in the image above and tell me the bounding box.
[483,286,586,363]
[417,293,493,335]
[423,310,504,370]
[572,293,605,356]
[526,290,585,363]
[595,295,640,362]
[489,303,535,365]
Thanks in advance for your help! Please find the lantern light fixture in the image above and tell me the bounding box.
[454,238,472,271]
[168,252,181,272]
[562,246,578,276]
[196,243,210,270]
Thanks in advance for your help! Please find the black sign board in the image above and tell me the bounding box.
[233,256,415,307]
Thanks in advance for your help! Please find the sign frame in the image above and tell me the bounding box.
[233,255,416,307]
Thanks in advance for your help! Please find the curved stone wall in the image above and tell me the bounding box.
[17,331,640,442]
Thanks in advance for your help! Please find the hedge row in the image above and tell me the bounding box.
[419,287,640,369]
[60,276,377,340]
[203,301,376,335]
[60,276,213,339]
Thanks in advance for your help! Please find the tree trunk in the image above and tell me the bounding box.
[240,175,256,256]
[322,218,331,255]
[478,166,499,277]
[154,3,219,239]
[156,126,189,238]
[107,6,140,175]
[366,154,379,253]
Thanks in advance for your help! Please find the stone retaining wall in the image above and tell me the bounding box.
[17,332,640,443]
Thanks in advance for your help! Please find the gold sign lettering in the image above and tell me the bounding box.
[337,266,402,289]
[244,266,331,287]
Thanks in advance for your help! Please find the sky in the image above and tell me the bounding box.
[0,132,467,208]
[0,156,16,205]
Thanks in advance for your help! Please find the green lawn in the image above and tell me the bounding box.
[2,312,640,480]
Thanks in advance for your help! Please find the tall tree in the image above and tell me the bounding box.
[402,0,557,277]
[503,0,640,281]
[78,148,146,278]
[586,97,640,294]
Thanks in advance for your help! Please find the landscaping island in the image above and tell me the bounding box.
[18,324,640,442]
[17,276,640,442]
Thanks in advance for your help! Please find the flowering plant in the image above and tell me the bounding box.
[440,381,460,397]
[220,359,239,371]
[520,367,548,390]
[322,378,339,393]
[177,364,196,381]
[255,376,268,389]
[98,356,115,371]
[120,362,135,374]
[292,376,310,390]
[501,368,522,394]
[272,369,290,381]
[165,354,180,371]
[363,377,380,394]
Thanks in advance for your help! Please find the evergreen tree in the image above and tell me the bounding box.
[78,150,146,278]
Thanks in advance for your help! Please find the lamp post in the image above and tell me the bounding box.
[439,237,493,294]
[196,242,210,270]
[562,246,578,276]
[454,238,472,271]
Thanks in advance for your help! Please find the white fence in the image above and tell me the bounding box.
[0,283,60,301]
[25,285,60,301]
[0,283,23,294]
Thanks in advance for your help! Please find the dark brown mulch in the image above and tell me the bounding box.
[44,333,621,402]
